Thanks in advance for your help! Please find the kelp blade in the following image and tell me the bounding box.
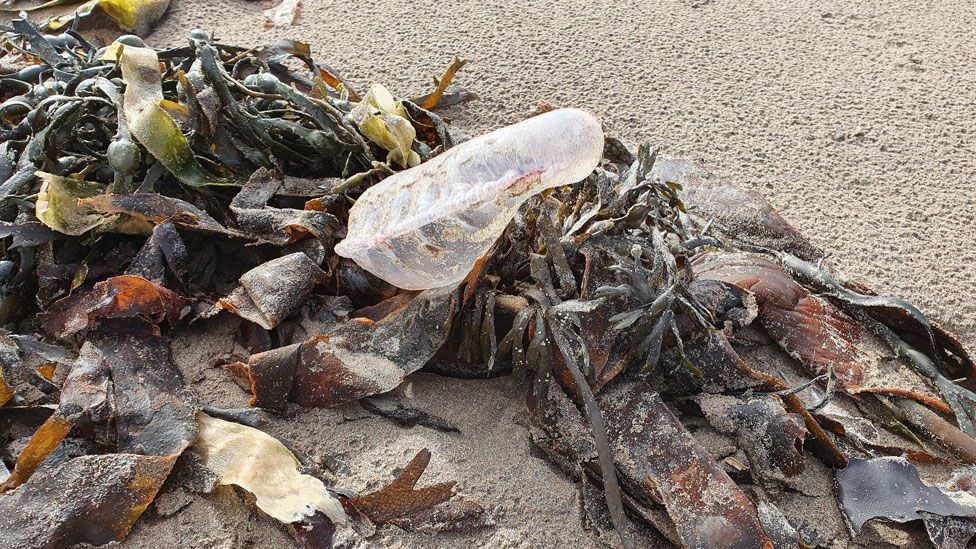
[120,45,236,187]
[35,172,113,236]
[192,413,346,524]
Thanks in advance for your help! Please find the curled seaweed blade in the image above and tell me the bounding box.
[119,44,236,187]
[192,412,346,524]
[350,84,421,168]
[126,220,188,284]
[896,400,976,465]
[216,252,330,330]
[43,275,185,340]
[245,286,457,409]
[836,457,976,532]
[35,172,115,236]
[401,101,466,152]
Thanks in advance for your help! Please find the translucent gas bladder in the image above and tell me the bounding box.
[334,108,604,290]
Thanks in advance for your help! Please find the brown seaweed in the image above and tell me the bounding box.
[244,287,457,409]
[81,193,242,237]
[126,220,188,284]
[1,332,194,490]
[697,394,808,483]
[410,57,478,111]
[0,331,194,548]
[230,168,339,246]
[43,274,186,339]
[0,330,73,406]
[349,448,457,525]
[216,252,330,330]
[1,344,113,490]
[599,381,780,548]
[98,333,197,456]
[836,457,976,536]
[0,453,178,549]
[0,370,12,406]
[693,252,952,414]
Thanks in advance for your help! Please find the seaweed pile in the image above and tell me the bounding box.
[1,19,976,549]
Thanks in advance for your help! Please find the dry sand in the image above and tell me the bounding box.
[125,1,976,547]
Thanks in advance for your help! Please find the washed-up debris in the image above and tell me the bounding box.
[192,413,345,526]
[1,18,975,549]
[1,0,170,36]
[837,457,976,546]
[264,0,301,29]
[334,108,604,290]
[360,398,461,432]
[346,448,489,533]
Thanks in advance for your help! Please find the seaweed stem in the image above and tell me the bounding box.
[550,325,637,549]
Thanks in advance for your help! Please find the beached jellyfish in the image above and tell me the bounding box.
[334,108,604,290]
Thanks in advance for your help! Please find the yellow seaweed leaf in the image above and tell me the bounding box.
[0,369,12,407]
[351,84,420,168]
[45,0,171,36]
[35,172,115,236]
[119,45,236,187]
[192,413,346,524]
[99,0,170,34]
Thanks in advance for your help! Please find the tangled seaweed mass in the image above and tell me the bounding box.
[1,16,976,549]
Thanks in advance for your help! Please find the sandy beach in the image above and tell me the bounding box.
[119,1,976,547]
